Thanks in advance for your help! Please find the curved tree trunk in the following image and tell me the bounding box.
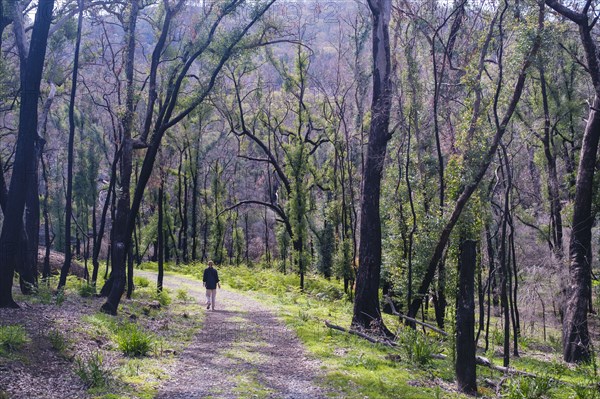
[561,96,600,363]
[0,0,56,308]
[351,0,392,332]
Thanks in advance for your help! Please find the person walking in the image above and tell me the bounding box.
[203,260,220,310]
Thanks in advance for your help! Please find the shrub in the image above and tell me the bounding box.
[52,287,66,306]
[154,289,171,306]
[176,289,191,303]
[134,276,150,288]
[47,329,68,352]
[78,282,96,297]
[503,376,554,399]
[115,323,153,357]
[396,328,436,367]
[0,325,29,353]
[74,351,109,388]
[34,284,54,304]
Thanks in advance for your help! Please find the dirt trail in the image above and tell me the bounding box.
[138,271,328,399]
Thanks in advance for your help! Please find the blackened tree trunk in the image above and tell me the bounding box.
[58,0,84,289]
[157,180,164,292]
[41,153,52,279]
[100,0,139,315]
[544,0,600,364]
[351,0,392,332]
[92,146,118,286]
[0,0,55,308]
[561,96,600,362]
[456,239,477,395]
[21,81,54,291]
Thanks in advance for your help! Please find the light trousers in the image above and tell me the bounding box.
[205,289,217,308]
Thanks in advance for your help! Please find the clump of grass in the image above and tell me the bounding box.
[503,376,555,399]
[47,329,68,352]
[176,288,191,303]
[115,323,153,357]
[396,328,436,367]
[154,289,171,306]
[78,282,96,297]
[74,351,109,388]
[0,325,29,354]
[134,276,150,288]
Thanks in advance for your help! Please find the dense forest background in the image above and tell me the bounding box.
[3,0,600,395]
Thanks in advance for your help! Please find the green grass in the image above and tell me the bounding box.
[0,325,29,355]
[139,262,459,398]
[139,261,600,398]
[115,323,154,357]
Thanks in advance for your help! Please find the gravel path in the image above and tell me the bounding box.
[141,271,329,399]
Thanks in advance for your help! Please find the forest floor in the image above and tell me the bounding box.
[2,264,600,399]
[0,271,332,399]
[140,271,330,399]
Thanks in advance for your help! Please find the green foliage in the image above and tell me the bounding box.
[75,351,109,388]
[317,217,335,279]
[154,289,172,306]
[115,323,153,357]
[47,329,68,353]
[78,282,96,297]
[396,328,437,367]
[503,376,554,399]
[0,325,29,354]
[134,276,150,288]
[175,289,191,303]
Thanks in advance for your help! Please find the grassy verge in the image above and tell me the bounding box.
[140,263,465,398]
[141,261,600,399]
[8,275,204,399]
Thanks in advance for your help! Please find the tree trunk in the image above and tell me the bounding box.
[58,0,84,289]
[352,0,392,332]
[101,0,139,315]
[456,239,477,396]
[0,0,56,308]
[158,180,164,292]
[92,146,118,286]
[562,96,600,363]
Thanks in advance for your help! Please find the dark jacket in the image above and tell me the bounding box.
[203,267,219,289]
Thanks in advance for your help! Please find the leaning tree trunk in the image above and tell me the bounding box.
[544,0,600,364]
[351,0,392,332]
[456,239,477,396]
[101,0,139,315]
[406,6,542,321]
[562,96,600,363]
[0,0,55,308]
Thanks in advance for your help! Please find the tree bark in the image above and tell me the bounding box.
[157,179,164,292]
[352,0,392,332]
[544,0,600,364]
[101,0,139,315]
[561,96,600,363]
[0,0,55,308]
[58,0,84,289]
[456,239,477,395]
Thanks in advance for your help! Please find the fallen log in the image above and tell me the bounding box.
[324,321,396,346]
[384,296,448,336]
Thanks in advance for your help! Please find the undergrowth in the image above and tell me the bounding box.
[139,261,600,398]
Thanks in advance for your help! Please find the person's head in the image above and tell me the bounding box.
[208,260,214,268]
